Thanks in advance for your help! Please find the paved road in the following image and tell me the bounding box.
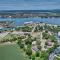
[31,25,36,33]
[12,31,31,35]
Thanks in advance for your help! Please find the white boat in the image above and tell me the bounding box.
[24,21,33,24]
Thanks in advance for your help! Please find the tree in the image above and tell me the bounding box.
[20,43,24,48]
[36,51,40,57]
[42,32,49,39]
[17,39,24,48]
[47,47,54,53]
[31,53,35,60]
[26,48,32,56]
[53,42,58,49]
[40,51,49,60]
[34,27,38,32]
[49,35,56,42]
[39,26,43,31]
[25,37,32,45]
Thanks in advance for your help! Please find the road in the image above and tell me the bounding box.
[39,32,46,51]
[35,32,45,51]
[31,25,36,33]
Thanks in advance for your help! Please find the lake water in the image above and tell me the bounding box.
[0,18,60,26]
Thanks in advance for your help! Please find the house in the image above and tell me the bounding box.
[58,32,60,38]
[32,46,39,52]
[45,41,52,46]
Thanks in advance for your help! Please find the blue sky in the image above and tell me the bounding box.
[0,0,60,10]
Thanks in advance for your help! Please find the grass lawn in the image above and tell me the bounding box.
[0,44,29,60]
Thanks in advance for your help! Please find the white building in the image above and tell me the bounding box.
[58,32,60,37]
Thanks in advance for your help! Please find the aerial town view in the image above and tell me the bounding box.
[0,0,60,60]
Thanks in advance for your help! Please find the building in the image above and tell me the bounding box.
[58,32,60,38]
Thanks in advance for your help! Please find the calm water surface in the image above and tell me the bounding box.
[0,18,60,26]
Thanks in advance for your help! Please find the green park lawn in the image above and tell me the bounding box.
[0,44,29,60]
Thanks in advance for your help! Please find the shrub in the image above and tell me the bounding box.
[36,51,40,57]
[26,48,32,56]
[31,53,35,60]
